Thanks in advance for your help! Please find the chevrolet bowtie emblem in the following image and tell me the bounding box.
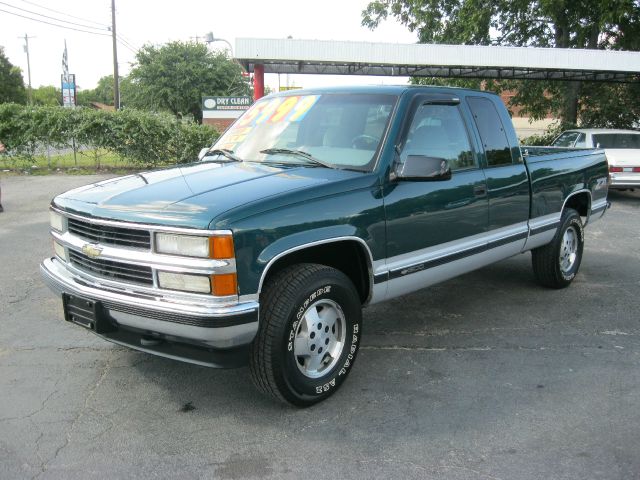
[82,244,103,258]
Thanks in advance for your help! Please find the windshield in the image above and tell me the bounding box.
[592,133,640,149]
[552,131,581,147]
[210,93,397,171]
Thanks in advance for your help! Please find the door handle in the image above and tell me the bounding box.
[473,185,487,197]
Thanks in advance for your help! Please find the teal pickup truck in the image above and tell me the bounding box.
[41,86,609,406]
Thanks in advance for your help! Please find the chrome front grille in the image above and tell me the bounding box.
[68,217,151,249]
[69,250,153,286]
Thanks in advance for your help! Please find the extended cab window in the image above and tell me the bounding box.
[467,97,513,167]
[401,104,475,171]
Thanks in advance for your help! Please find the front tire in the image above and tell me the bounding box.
[531,208,584,289]
[250,263,362,406]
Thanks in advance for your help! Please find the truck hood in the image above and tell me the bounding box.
[604,149,640,167]
[53,162,363,229]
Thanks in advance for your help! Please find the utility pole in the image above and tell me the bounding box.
[20,34,34,104]
[111,0,120,109]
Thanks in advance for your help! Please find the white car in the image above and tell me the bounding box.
[552,128,640,190]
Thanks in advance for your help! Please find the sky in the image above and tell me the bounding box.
[0,0,417,92]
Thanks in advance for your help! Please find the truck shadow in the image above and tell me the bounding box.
[117,242,634,477]
[125,253,547,412]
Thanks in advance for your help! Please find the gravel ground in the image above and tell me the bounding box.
[1,175,639,480]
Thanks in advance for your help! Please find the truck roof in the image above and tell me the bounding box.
[270,84,498,98]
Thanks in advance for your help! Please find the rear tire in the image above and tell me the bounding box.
[250,263,362,406]
[531,208,584,289]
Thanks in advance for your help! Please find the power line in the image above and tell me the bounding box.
[19,0,106,27]
[116,34,138,51]
[117,38,137,55]
[117,33,139,51]
[0,1,108,30]
[0,7,110,36]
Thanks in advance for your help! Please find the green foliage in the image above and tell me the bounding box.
[76,75,114,106]
[0,47,27,104]
[32,86,61,106]
[0,104,218,167]
[129,41,249,122]
[363,0,493,45]
[76,75,139,108]
[520,123,565,146]
[362,0,640,128]
[579,82,640,128]
[410,76,487,90]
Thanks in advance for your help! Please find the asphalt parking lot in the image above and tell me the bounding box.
[1,174,639,480]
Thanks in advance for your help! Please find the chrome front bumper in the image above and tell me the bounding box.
[41,257,259,367]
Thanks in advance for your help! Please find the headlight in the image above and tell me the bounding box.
[155,233,235,259]
[157,271,211,293]
[155,233,210,258]
[50,211,64,232]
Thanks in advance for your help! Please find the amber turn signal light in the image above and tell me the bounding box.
[211,273,238,296]
[210,236,235,259]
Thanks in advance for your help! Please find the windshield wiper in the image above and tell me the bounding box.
[202,148,243,163]
[259,148,335,169]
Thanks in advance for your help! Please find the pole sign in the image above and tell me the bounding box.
[61,74,77,108]
[202,96,252,111]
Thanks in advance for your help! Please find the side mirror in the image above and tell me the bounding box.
[198,147,210,161]
[395,155,452,181]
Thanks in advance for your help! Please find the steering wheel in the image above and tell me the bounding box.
[351,134,379,150]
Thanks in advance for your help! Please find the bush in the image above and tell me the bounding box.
[520,122,570,146]
[0,104,218,167]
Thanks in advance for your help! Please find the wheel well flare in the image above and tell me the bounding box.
[260,241,371,304]
[564,191,590,217]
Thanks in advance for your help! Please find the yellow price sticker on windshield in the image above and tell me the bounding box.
[269,96,300,123]
[236,101,267,127]
[236,94,322,128]
[287,95,320,122]
[255,98,283,124]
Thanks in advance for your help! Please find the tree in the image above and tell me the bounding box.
[32,86,61,106]
[362,0,640,128]
[0,47,27,104]
[76,75,141,108]
[76,75,120,106]
[91,75,116,104]
[129,41,249,122]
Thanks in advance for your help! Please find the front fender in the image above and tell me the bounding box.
[227,187,386,299]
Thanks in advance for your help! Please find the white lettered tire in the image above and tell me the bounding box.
[531,208,585,289]
[250,263,362,406]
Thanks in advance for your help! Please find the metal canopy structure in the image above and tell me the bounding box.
[236,38,640,84]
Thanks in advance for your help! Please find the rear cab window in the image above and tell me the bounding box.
[466,97,514,167]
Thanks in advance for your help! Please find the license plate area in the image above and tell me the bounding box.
[63,294,116,333]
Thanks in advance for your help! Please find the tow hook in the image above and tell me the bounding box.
[140,335,164,347]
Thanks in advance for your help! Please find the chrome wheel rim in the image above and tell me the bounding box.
[293,299,346,379]
[560,226,578,273]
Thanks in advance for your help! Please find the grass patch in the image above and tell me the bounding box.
[0,149,176,174]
